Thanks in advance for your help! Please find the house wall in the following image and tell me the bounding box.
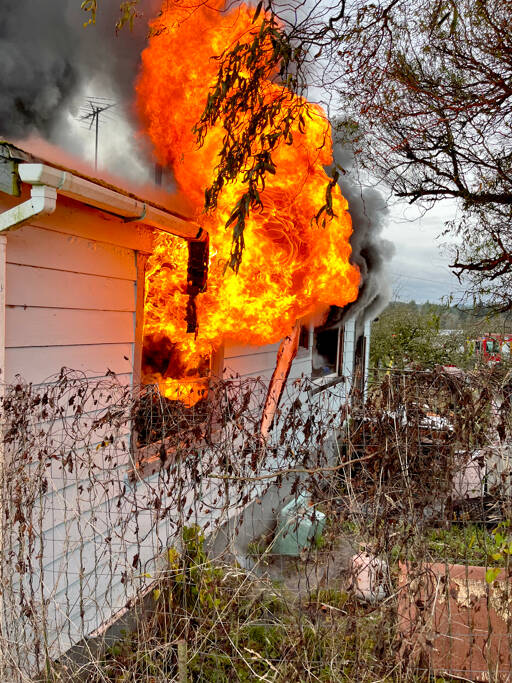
[223,316,369,413]
[1,183,374,673]
[3,192,153,385]
[342,318,356,385]
[215,319,368,564]
[0,191,160,665]
[223,340,311,382]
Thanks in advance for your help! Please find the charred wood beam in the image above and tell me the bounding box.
[260,321,300,440]
[186,234,209,334]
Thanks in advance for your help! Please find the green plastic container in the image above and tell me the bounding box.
[273,493,326,556]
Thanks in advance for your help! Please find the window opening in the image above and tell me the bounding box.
[133,236,213,476]
[312,326,343,378]
[299,325,310,351]
[353,333,367,399]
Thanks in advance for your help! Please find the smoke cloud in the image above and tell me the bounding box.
[0,0,157,157]
[327,133,395,325]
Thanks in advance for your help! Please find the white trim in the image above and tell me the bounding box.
[18,163,206,242]
[0,185,57,233]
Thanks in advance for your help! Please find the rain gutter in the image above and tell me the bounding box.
[16,163,206,241]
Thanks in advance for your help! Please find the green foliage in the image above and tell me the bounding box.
[115,1,139,32]
[426,524,510,567]
[370,302,468,369]
[92,524,393,683]
[80,0,97,27]
[485,520,512,582]
[81,0,138,31]
[371,300,512,370]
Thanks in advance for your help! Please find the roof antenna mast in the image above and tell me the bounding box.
[80,101,115,170]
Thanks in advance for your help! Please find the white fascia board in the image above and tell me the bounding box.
[18,163,204,242]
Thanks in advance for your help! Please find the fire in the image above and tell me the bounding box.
[136,0,360,405]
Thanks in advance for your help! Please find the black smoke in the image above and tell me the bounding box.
[326,133,394,326]
[0,0,157,142]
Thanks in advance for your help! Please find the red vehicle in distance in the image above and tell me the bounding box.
[472,335,512,363]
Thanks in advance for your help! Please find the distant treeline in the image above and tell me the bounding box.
[383,301,512,335]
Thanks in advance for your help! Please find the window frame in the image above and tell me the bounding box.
[311,323,345,382]
[129,247,223,480]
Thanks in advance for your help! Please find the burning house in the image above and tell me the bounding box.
[0,135,373,673]
[0,0,390,675]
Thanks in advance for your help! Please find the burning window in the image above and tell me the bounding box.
[141,234,211,409]
[141,336,210,406]
[312,326,344,378]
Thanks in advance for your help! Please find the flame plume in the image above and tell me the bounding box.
[136,0,360,405]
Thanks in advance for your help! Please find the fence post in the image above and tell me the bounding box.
[177,639,188,683]
[0,233,7,680]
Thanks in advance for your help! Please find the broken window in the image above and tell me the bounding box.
[353,333,367,399]
[312,325,344,378]
[131,236,215,478]
[299,324,310,351]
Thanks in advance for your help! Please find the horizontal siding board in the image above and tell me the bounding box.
[287,358,311,381]
[6,344,134,383]
[6,264,136,311]
[31,196,155,252]
[234,368,274,381]
[223,351,278,378]
[7,225,136,280]
[38,469,128,534]
[28,439,131,488]
[224,342,281,359]
[6,308,135,348]
[56,569,132,639]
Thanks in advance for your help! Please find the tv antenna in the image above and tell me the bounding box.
[79,100,116,170]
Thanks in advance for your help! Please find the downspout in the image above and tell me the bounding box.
[0,184,57,668]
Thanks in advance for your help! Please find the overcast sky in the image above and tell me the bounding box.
[384,200,466,305]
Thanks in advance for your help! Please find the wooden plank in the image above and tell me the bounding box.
[6,264,136,311]
[6,345,134,383]
[6,225,137,280]
[132,253,148,387]
[6,308,135,348]
[32,195,155,252]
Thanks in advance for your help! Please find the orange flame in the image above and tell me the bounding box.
[136,0,360,405]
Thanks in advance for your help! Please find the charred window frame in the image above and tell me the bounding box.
[312,325,344,379]
[353,333,367,400]
[133,251,148,388]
